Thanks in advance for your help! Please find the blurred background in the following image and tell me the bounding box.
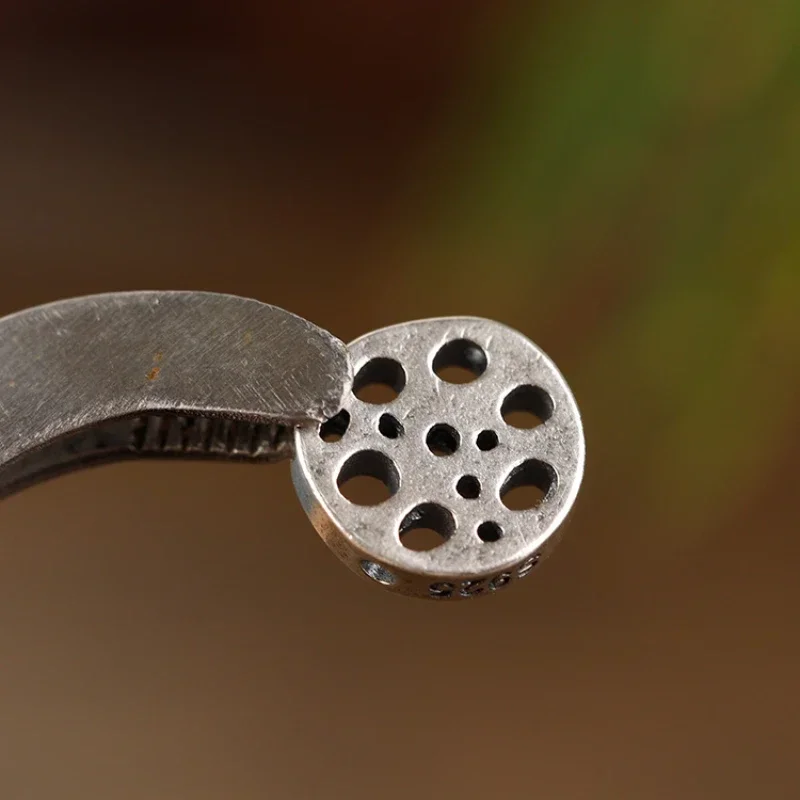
[0,2,798,797]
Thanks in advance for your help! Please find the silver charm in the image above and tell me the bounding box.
[0,293,583,599]
[292,318,584,599]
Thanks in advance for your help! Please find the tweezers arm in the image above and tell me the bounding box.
[0,291,350,496]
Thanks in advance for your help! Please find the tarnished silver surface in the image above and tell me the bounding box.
[292,318,585,599]
[0,291,350,496]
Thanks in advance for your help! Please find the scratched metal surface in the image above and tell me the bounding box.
[0,292,350,492]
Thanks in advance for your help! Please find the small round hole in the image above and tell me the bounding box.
[501,385,554,429]
[360,560,396,585]
[456,475,481,499]
[477,521,503,542]
[378,413,403,439]
[500,459,556,510]
[399,503,455,551]
[476,429,498,451]
[338,450,400,506]
[353,357,406,404]
[432,339,487,384]
[319,409,350,442]
[426,424,460,456]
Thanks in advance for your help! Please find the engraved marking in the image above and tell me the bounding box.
[459,579,487,598]
[427,553,541,599]
[489,572,512,590]
[517,553,541,578]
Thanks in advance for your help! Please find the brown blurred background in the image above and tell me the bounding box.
[1,2,799,798]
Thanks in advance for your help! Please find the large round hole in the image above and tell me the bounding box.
[360,560,396,585]
[476,429,499,451]
[456,475,481,499]
[426,424,460,456]
[399,502,455,551]
[353,358,406,404]
[501,385,554,429]
[500,459,556,510]
[432,339,487,384]
[319,409,350,442]
[338,450,400,506]
[378,413,404,439]
[477,521,503,542]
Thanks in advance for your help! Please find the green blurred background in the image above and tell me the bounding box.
[0,2,798,798]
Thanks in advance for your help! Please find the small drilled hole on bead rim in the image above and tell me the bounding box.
[426,424,460,456]
[476,430,498,451]
[501,385,554,429]
[500,459,556,510]
[378,413,403,439]
[456,475,481,499]
[338,450,400,506]
[319,409,350,442]
[399,502,455,551]
[477,521,503,542]
[432,339,487,384]
[353,357,406,404]
[360,560,396,585]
